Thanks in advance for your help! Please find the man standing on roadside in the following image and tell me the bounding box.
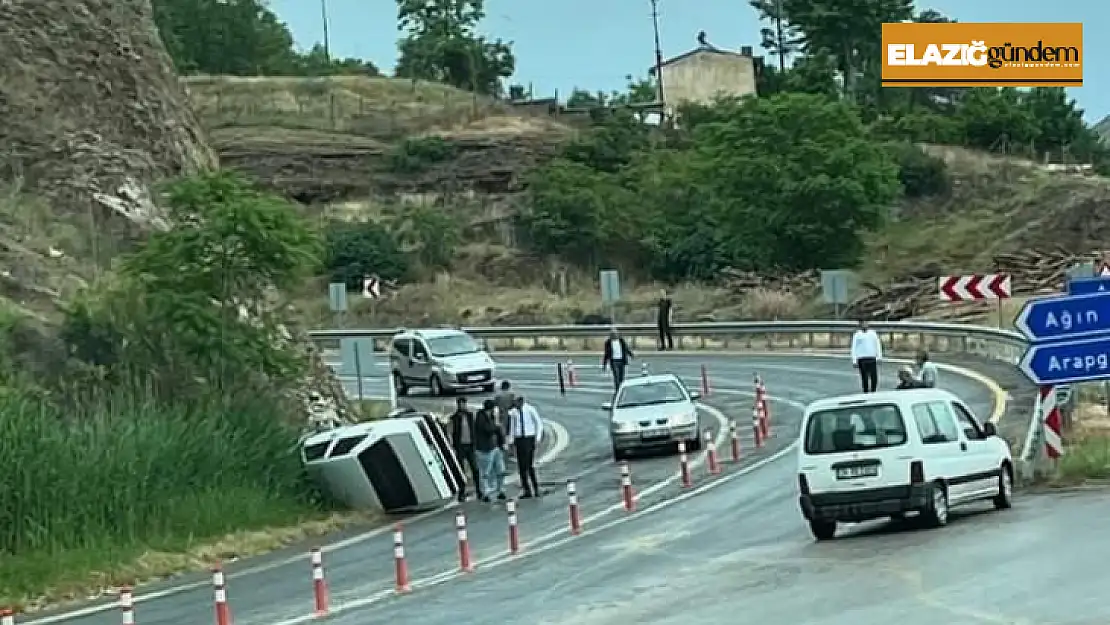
[602,328,634,390]
[850,319,882,393]
[915,350,938,388]
[508,396,543,498]
[474,399,507,502]
[494,380,516,437]
[449,397,480,502]
[657,288,675,351]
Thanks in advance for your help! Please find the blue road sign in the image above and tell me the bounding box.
[1020,335,1110,385]
[1067,276,1110,295]
[1014,292,1110,342]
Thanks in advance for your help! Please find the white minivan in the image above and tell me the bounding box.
[796,388,1014,541]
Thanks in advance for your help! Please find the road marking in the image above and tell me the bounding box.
[21,420,571,625]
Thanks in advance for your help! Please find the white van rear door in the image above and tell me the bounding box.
[800,401,911,493]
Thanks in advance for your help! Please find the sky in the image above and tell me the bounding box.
[269,0,1108,122]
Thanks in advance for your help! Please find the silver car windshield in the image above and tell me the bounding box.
[616,381,687,409]
[427,334,480,357]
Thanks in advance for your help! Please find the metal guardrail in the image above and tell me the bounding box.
[309,321,1027,364]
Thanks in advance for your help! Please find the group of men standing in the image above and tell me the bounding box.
[850,319,939,392]
[447,381,543,503]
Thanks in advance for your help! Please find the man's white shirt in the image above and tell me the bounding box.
[850,329,882,363]
[609,338,624,360]
[508,403,543,443]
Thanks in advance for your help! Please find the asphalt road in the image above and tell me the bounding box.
[31,353,1003,625]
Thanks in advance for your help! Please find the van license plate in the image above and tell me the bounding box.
[836,465,879,479]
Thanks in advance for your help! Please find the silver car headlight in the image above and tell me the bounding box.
[674,411,697,425]
[611,420,636,433]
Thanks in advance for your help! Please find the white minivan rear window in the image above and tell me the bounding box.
[804,403,908,455]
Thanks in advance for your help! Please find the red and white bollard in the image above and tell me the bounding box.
[752,408,764,448]
[566,359,578,387]
[456,511,475,572]
[700,364,711,396]
[704,430,721,474]
[119,586,135,625]
[566,479,582,535]
[619,461,636,512]
[641,362,649,376]
[507,499,521,554]
[757,401,770,440]
[729,419,741,462]
[393,524,412,593]
[678,441,692,488]
[1,609,14,625]
[755,375,771,438]
[212,564,231,625]
[310,548,329,618]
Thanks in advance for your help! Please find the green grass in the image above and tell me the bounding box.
[1057,433,1110,482]
[0,388,328,609]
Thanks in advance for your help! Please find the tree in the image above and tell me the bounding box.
[749,0,803,72]
[394,0,515,95]
[292,44,380,77]
[782,0,913,98]
[324,221,410,288]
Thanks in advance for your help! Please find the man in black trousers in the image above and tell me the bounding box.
[448,397,481,502]
[508,395,542,498]
[602,328,634,390]
[657,288,675,350]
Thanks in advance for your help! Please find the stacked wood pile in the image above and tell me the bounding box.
[843,249,1087,321]
[721,268,819,293]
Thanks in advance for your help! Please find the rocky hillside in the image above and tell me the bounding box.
[186,76,1110,327]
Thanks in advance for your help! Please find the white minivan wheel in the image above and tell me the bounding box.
[922,482,949,528]
[993,465,1013,510]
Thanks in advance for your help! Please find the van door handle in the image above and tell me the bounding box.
[960,442,968,451]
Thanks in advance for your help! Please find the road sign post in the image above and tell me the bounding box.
[820,269,855,319]
[599,269,620,323]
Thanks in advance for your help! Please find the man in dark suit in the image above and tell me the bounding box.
[449,397,480,502]
[601,328,634,390]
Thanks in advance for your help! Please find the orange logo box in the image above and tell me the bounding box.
[881,22,1082,87]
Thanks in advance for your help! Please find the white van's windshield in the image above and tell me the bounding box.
[804,403,908,455]
[427,334,480,357]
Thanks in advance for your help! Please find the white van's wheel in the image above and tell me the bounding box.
[993,464,1013,510]
[392,372,409,397]
[429,375,444,396]
[809,519,836,541]
[922,482,949,528]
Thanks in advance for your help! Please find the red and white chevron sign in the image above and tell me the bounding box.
[938,274,1012,301]
[1039,385,1064,459]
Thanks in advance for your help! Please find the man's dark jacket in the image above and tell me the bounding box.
[449,408,476,447]
[601,337,634,368]
[896,379,926,390]
[474,408,504,453]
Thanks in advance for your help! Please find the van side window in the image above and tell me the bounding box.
[392,338,411,357]
[911,402,959,444]
[413,341,429,359]
[928,402,960,442]
[951,403,983,440]
[911,403,943,443]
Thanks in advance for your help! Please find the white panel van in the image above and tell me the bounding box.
[796,388,1013,541]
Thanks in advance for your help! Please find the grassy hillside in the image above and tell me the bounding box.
[189,75,1110,327]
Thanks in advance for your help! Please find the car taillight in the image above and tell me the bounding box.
[798,473,810,495]
[910,460,924,484]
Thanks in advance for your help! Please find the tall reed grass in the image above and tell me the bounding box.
[0,388,323,604]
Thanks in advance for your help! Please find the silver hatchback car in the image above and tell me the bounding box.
[390,329,497,396]
[603,373,702,460]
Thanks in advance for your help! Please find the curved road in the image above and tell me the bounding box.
[33,354,1010,625]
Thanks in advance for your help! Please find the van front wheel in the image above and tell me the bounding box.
[809,519,836,541]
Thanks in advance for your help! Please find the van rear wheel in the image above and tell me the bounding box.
[392,372,409,397]
[809,519,836,541]
[921,482,949,528]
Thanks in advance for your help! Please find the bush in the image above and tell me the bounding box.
[738,288,806,320]
[890,142,951,198]
[0,388,321,605]
[387,136,457,173]
[324,220,410,288]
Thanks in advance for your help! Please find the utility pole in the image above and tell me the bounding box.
[649,0,665,107]
[320,0,331,61]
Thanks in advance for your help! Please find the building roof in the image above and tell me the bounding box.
[649,45,752,75]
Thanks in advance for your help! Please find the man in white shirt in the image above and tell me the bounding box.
[850,319,882,393]
[915,350,938,388]
[508,396,543,498]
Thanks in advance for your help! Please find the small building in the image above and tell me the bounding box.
[650,36,759,117]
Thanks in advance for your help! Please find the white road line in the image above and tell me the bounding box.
[22,420,571,624]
